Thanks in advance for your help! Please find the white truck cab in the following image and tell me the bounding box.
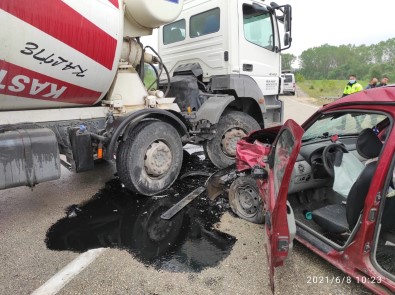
[157,0,292,168]
[159,0,290,96]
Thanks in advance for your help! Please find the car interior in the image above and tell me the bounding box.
[375,165,395,277]
[237,110,395,280]
[277,111,395,277]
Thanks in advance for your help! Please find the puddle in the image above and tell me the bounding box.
[46,152,236,273]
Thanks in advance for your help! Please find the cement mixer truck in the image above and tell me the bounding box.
[0,0,292,196]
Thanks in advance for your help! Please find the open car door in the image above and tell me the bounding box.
[263,119,303,292]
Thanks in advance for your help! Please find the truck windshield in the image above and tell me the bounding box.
[242,4,274,51]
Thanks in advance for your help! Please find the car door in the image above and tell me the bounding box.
[238,0,281,96]
[263,119,303,292]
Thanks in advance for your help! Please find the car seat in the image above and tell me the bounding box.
[312,128,383,234]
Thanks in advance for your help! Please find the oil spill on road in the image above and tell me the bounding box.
[45,152,236,272]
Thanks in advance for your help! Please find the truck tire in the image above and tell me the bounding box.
[121,197,186,260]
[116,121,183,196]
[229,176,264,224]
[204,111,260,168]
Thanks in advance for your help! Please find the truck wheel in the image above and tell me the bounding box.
[204,111,260,168]
[121,197,186,260]
[229,176,264,224]
[116,121,183,196]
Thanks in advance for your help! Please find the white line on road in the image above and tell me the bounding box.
[288,97,320,110]
[31,248,106,295]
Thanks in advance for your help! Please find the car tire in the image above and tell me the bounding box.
[229,176,264,224]
[116,121,183,196]
[204,111,260,169]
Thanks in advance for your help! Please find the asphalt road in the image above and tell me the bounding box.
[0,96,373,295]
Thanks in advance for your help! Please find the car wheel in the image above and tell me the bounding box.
[229,176,264,224]
[204,111,260,169]
[116,121,183,196]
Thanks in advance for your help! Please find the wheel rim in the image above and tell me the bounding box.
[144,141,172,177]
[221,128,247,157]
[236,185,260,217]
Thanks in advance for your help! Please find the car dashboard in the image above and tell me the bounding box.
[287,137,366,194]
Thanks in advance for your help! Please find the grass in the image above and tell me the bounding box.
[298,80,369,103]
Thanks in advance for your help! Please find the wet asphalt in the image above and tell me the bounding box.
[0,96,373,294]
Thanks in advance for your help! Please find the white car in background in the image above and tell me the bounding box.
[282,73,296,95]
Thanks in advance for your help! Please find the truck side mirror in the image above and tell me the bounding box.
[284,32,291,47]
[280,5,292,51]
[283,5,292,33]
[271,3,292,51]
[270,2,280,9]
[252,3,270,13]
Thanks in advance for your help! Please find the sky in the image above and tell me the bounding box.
[277,0,395,56]
[142,0,395,57]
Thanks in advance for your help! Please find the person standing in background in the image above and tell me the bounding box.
[365,77,378,89]
[377,76,389,87]
[341,75,363,129]
[342,74,363,97]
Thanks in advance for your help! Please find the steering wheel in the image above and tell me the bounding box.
[322,143,348,177]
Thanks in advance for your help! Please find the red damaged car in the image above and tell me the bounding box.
[208,86,395,294]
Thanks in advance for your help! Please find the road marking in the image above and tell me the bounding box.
[288,97,320,110]
[31,248,106,295]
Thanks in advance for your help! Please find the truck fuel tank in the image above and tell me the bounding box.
[0,127,61,190]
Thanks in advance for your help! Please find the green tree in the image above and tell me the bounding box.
[368,64,383,80]
[144,64,157,90]
[281,53,296,71]
[294,72,305,82]
[298,38,395,81]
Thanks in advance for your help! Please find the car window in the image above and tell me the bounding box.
[284,75,293,83]
[190,8,220,38]
[302,112,387,142]
[163,19,186,45]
